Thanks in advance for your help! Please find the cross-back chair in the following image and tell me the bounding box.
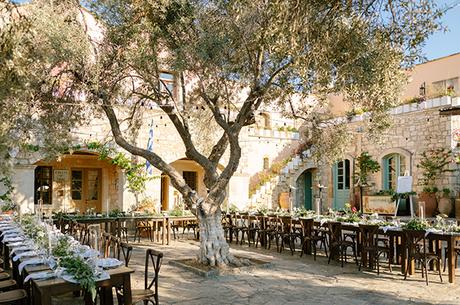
[403,229,442,285]
[358,224,392,274]
[327,221,358,267]
[117,249,163,305]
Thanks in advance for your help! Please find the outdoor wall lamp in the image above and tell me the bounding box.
[419,82,426,98]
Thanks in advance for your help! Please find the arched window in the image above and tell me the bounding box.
[263,157,270,170]
[382,153,406,190]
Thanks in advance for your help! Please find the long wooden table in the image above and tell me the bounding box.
[31,266,134,305]
[226,213,460,283]
[58,215,198,245]
[0,224,135,305]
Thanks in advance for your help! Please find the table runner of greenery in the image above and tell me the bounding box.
[228,203,460,233]
[0,214,116,300]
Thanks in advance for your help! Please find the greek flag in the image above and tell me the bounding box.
[146,123,154,175]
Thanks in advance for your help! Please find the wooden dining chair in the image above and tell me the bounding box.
[118,242,133,267]
[232,213,249,245]
[221,213,233,243]
[299,218,328,260]
[0,289,27,305]
[266,216,281,251]
[134,220,153,243]
[117,249,163,305]
[0,280,17,293]
[403,229,442,285]
[358,224,392,274]
[101,232,112,258]
[246,215,262,247]
[443,241,460,272]
[327,222,358,267]
[278,217,298,255]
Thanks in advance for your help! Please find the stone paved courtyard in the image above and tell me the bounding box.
[124,239,460,305]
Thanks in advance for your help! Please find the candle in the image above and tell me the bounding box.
[315,198,320,216]
[48,232,52,256]
[419,201,425,220]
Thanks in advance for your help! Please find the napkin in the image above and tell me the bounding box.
[4,236,23,243]
[24,271,55,282]
[13,250,39,262]
[2,233,23,241]
[425,228,443,237]
[10,246,34,256]
[1,229,21,237]
[19,258,46,275]
[382,226,400,233]
[7,241,26,247]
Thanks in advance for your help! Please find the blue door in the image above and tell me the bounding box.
[383,153,407,214]
[333,159,350,210]
[304,171,313,210]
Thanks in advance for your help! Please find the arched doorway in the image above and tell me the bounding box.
[382,152,408,215]
[295,168,316,210]
[303,170,314,210]
[333,159,351,210]
[161,158,207,211]
[382,153,406,190]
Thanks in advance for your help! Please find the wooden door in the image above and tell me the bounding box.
[71,168,102,213]
[333,159,351,210]
[304,171,313,210]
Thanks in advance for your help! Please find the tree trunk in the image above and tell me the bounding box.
[197,209,236,267]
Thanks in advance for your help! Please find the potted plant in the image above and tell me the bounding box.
[418,186,438,217]
[354,151,380,212]
[438,188,453,216]
[0,201,17,215]
[417,148,453,217]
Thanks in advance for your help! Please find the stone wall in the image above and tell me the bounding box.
[9,106,299,212]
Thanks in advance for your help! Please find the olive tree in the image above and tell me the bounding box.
[1,0,443,266]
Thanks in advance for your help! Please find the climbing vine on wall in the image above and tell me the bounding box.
[0,177,14,203]
[86,141,154,194]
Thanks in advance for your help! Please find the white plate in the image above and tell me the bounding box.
[61,274,79,284]
[62,271,110,284]
[96,258,123,269]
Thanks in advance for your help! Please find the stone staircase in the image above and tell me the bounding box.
[247,149,315,208]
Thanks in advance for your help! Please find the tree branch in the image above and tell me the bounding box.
[101,103,200,209]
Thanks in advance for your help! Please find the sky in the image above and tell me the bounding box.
[422,0,460,61]
[10,0,460,62]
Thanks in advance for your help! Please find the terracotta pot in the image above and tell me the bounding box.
[438,196,453,216]
[455,199,460,219]
[418,192,438,217]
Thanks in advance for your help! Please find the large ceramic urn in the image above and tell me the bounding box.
[418,192,437,217]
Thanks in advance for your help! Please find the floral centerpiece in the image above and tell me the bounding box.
[292,207,316,218]
[402,218,430,231]
[336,203,361,223]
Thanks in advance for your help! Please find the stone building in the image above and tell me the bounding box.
[262,53,460,215]
[0,6,304,215]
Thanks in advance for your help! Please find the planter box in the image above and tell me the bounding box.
[363,195,396,214]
